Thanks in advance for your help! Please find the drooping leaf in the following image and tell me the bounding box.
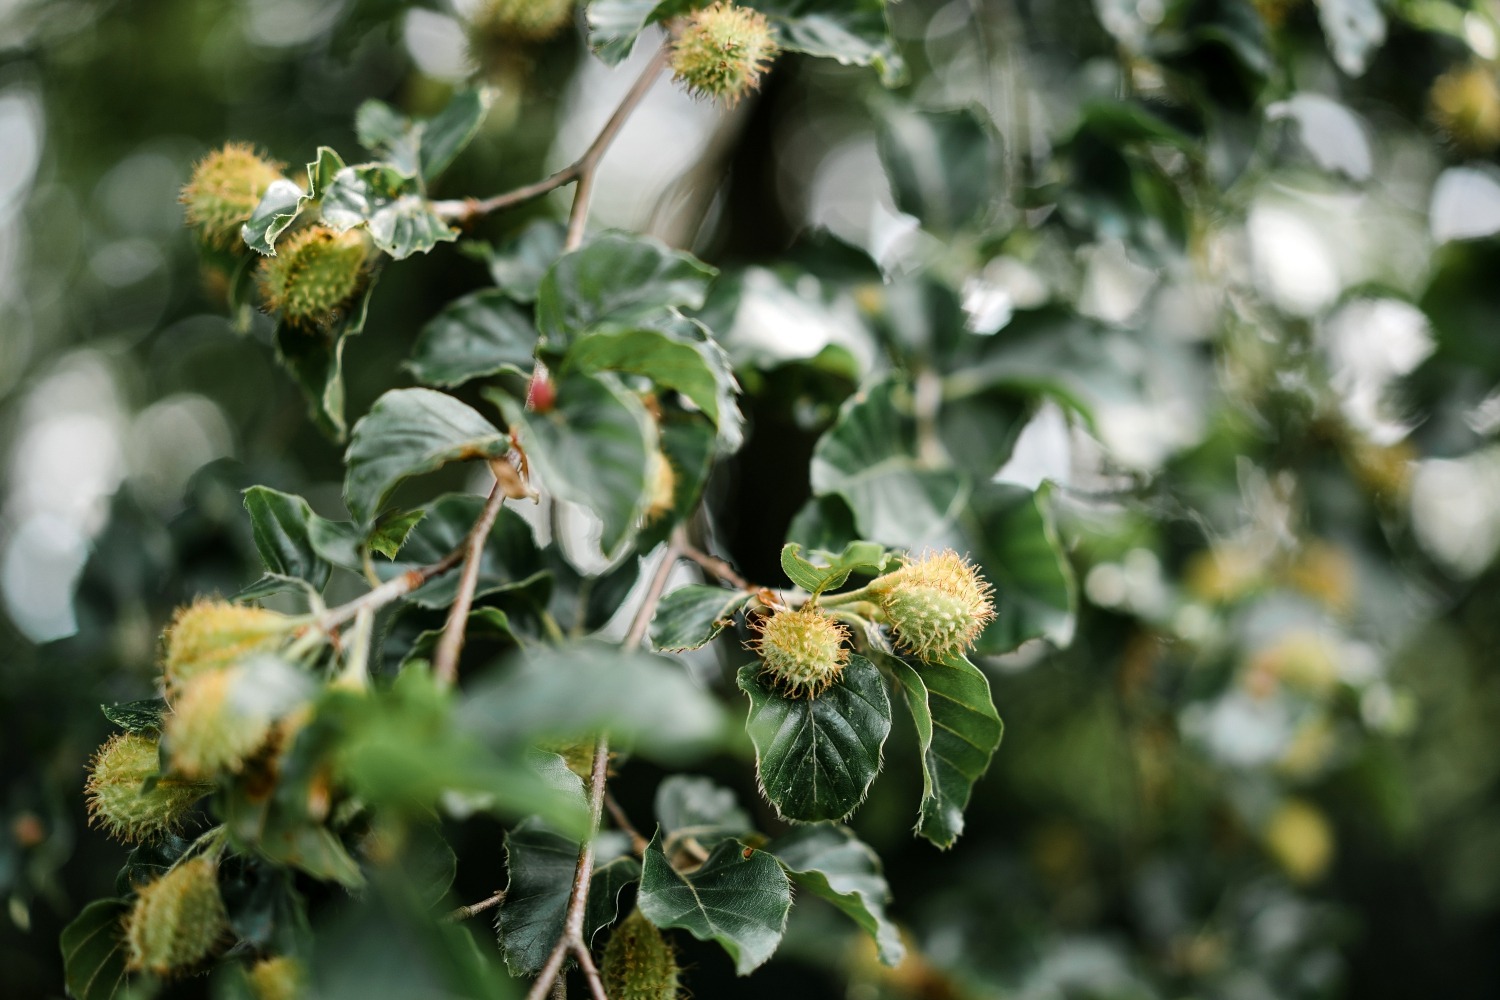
[419,87,494,180]
[322,162,457,259]
[655,775,755,848]
[272,275,378,440]
[59,898,130,1000]
[458,643,729,763]
[650,585,752,651]
[565,325,743,448]
[488,372,654,556]
[637,833,791,975]
[406,289,537,388]
[343,388,508,527]
[963,482,1076,653]
[463,219,567,302]
[243,486,332,590]
[736,654,891,822]
[497,820,640,975]
[883,652,1003,849]
[535,234,717,348]
[779,539,893,596]
[766,824,904,965]
[100,698,166,734]
[876,106,999,235]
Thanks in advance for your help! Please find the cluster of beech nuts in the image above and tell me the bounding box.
[752,550,998,698]
[85,602,305,979]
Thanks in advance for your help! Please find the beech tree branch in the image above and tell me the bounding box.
[444,890,506,923]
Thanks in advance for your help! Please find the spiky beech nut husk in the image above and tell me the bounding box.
[180,143,284,249]
[469,0,576,44]
[165,666,273,778]
[603,910,681,1000]
[124,856,230,976]
[644,450,677,523]
[670,3,779,106]
[1430,63,1500,152]
[751,605,850,698]
[247,955,305,1000]
[162,600,291,693]
[873,550,995,662]
[255,225,371,328]
[85,733,211,843]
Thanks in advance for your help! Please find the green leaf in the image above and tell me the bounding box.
[419,88,494,180]
[963,482,1076,653]
[779,539,893,596]
[377,495,547,610]
[100,698,165,734]
[497,820,641,975]
[243,486,332,589]
[651,585,752,651]
[876,106,999,235]
[369,508,427,560]
[272,275,379,440]
[242,147,345,255]
[488,372,654,556]
[564,324,743,450]
[586,0,691,64]
[535,234,717,347]
[398,607,521,669]
[655,775,755,848]
[355,99,420,175]
[1316,0,1386,76]
[457,643,729,763]
[754,0,906,87]
[60,898,130,1000]
[463,219,566,302]
[766,824,904,966]
[406,289,537,388]
[322,162,457,259]
[343,388,508,527]
[637,833,791,975]
[884,652,1002,849]
[810,378,969,548]
[736,654,891,822]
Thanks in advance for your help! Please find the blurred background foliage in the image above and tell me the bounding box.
[4,0,1500,996]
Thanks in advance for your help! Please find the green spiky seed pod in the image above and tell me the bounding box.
[180,143,285,249]
[1430,63,1500,153]
[602,910,680,1000]
[162,600,292,694]
[469,0,576,44]
[255,225,371,328]
[247,955,305,1000]
[670,3,779,106]
[165,667,272,778]
[124,856,230,976]
[872,550,995,662]
[751,605,850,698]
[85,733,212,843]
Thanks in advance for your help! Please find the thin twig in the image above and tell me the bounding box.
[681,542,753,591]
[524,535,687,1000]
[432,460,512,687]
[604,791,649,855]
[445,890,506,922]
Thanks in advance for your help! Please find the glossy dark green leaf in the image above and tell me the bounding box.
[242,146,345,255]
[115,835,192,896]
[463,219,566,302]
[399,607,521,669]
[273,275,378,440]
[406,289,536,388]
[877,106,999,235]
[963,482,1076,653]
[766,824,903,965]
[497,821,640,975]
[535,234,717,346]
[810,378,969,548]
[736,654,891,822]
[779,539,893,596]
[655,775,754,848]
[377,495,545,609]
[322,162,457,259]
[457,643,729,763]
[637,833,791,974]
[343,388,508,527]
[419,88,494,180]
[650,584,751,651]
[59,898,130,1000]
[488,372,654,556]
[219,857,309,952]
[243,486,331,589]
[100,698,165,734]
[884,652,1002,849]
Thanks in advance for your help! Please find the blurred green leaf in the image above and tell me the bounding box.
[964,482,1076,653]
[343,388,508,527]
[419,88,494,180]
[463,220,567,302]
[59,898,129,1000]
[637,833,791,975]
[407,290,537,388]
[655,775,755,847]
[766,824,903,965]
[876,106,999,235]
[737,654,891,822]
[651,585,751,651]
